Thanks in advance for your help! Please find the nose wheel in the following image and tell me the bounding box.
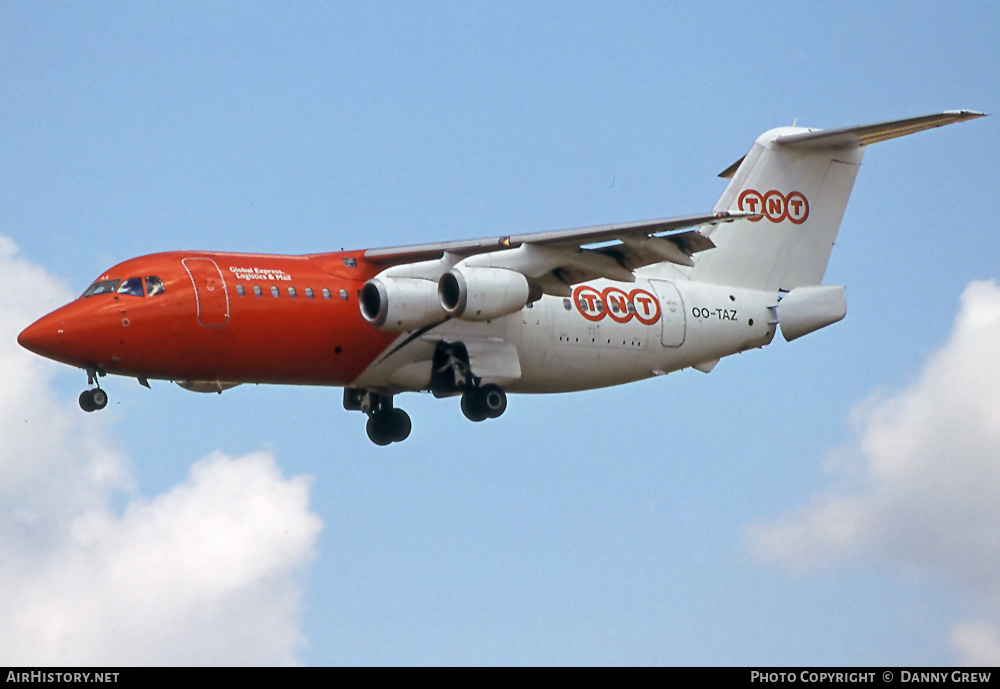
[79,368,108,412]
[79,388,108,412]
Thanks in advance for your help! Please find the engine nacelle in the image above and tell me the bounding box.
[778,285,847,342]
[359,277,443,332]
[438,267,530,322]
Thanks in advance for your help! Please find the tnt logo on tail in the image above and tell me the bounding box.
[738,189,809,224]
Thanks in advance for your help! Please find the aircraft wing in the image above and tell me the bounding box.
[362,211,745,294]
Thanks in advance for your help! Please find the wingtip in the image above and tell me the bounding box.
[943,109,988,119]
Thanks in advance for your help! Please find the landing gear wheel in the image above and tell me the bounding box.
[366,408,412,445]
[479,384,507,419]
[387,408,411,443]
[90,388,108,410]
[79,390,97,412]
[79,388,109,412]
[461,390,488,422]
[461,385,507,422]
[366,414,393,446]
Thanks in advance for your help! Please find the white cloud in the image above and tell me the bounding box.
[0,451,321,666]
[951,622,1000,667]
[0,237,323,665]
[747,280,1000,665]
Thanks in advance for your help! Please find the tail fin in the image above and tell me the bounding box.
[690,111,984,292]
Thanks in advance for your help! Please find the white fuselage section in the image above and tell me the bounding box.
[355,274,778,394]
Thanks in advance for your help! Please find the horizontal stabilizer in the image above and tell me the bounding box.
[774,110,985,148]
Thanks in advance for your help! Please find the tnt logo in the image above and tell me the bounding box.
[573,286,661,325]
[738,189,809,224]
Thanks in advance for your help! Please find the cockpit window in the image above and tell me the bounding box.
[82,279,121,297]
[145,276,166,296]
[116,277,144,297]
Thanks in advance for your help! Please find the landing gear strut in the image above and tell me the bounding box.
[79,368,108,412]
[345,388,411,446]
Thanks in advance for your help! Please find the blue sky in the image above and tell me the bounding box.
[1,1,998,665]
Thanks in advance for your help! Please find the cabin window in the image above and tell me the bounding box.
[305,287,314,299]
[253,285,263,297]
[288,286,297,298]
[145,276,166,296]
[339,289,348,301]
[562,298,572,310]
[236,284,245,297]
[82,279,121,297]
[116,277,144,297]
[322,288,332,300]
[271,286,279,298]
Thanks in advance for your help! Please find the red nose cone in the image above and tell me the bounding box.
[18,313,67,360]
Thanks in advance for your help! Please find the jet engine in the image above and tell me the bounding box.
[438,267,530,322]
[359,277,444,332]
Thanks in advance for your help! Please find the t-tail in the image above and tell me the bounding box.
[691,110,985,293]
[689,110,984,342]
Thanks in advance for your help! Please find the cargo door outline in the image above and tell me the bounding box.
[183,257,230,327]
[649,279,686,347]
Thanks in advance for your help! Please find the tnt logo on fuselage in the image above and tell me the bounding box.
[738,189,809,224]
[572,286,661,325]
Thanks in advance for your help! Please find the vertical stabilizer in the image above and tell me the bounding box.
[690,111,984,292]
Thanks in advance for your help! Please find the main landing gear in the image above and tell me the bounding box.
[345,381,509,446]
[460,383,507,422]
[433,340,507,423]
[366,407,411,446]
[79,368,108,413]
[348,341,510,445]
[345,389,412,446]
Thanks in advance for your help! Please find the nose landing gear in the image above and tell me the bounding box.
[79,388,108,412]
[79,368,108,413]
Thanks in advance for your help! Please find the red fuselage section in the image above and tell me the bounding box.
[18,250,399,386]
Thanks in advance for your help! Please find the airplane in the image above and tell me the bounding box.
[17,110,984,445]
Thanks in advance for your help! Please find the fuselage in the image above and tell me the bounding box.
[18,250,778,394]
